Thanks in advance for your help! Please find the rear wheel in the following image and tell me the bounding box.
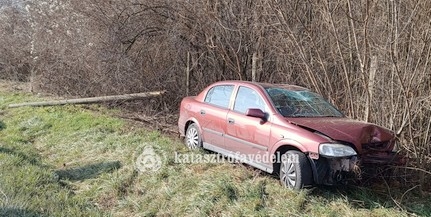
[279,150,313,190]
[185,123,202,149]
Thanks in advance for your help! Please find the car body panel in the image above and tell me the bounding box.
[287,117,395,153]
[199,104,229,148]
[178,80,404,186]
[268,117,325,154]
[225,110,271,153]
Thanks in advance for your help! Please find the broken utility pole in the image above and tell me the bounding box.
[8,91,166,108]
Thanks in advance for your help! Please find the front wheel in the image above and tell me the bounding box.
[279,150,313,190]
[185,123,202,149]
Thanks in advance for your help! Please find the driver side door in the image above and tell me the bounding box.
[225,86,272,166]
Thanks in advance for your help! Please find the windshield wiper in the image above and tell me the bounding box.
[288,114,312,118]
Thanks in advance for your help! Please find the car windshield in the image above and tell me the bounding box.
[265,87,344,118]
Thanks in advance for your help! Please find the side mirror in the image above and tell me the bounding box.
[245,108,266,119]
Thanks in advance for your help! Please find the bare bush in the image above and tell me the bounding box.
[0,0,430,189]
[0,2,31,82]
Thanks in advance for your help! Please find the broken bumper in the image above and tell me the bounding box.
[311,151,406,185]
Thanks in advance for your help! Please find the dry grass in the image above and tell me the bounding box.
[0,86,429,216]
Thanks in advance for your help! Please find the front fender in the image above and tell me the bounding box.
[270,138,322,184]
[269,138,308,155]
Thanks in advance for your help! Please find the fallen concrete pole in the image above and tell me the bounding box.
[8,90,166,108]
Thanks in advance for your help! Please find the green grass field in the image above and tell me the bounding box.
[0,89,429,216]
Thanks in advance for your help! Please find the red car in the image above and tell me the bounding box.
[178,81,403,190]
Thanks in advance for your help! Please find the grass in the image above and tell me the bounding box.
[0,89,430,216]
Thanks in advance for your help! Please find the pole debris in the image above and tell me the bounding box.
[8,91,166,108]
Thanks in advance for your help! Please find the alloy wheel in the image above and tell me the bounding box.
[185,124,200,149]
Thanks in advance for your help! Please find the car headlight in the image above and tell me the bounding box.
[319,143,357,157]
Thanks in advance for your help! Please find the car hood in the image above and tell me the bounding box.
[286,117,395,153]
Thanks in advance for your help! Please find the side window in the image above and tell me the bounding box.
[234,86,266,114]
[204,85,234,108]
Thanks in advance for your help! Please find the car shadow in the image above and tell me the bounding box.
[54,161,121,181]
[0,146,45,167]
[0,207,41,217]
[0,120,5,131]
[250,161,430,216]
[309,179,431,216]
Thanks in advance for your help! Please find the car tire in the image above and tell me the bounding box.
[279,150,313,190]
[185,123,202,149]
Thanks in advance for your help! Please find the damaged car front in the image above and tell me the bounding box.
[291,117,406,185]
[266,86,405,185]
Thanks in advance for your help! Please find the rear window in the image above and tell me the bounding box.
[204,85,234,108]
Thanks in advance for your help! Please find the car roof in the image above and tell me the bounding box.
[214,80,309,91]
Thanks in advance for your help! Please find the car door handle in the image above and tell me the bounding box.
[228,118,235,124]
[200,110,206,115]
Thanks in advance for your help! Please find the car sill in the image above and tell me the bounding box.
[203,142,273,173]
[224,134,268,151]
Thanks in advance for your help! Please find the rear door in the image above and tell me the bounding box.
[199,85,234,148]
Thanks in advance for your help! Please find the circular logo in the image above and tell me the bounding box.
[135,144,163,173]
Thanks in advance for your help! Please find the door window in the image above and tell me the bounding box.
[233,86,266,113]
[204,85,234,108]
